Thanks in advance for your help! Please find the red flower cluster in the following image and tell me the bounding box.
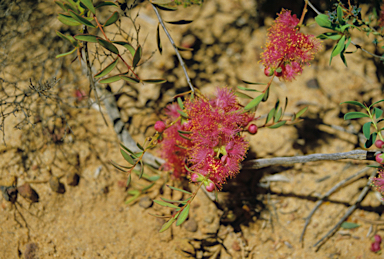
[371,169,384,196]
[261,9,322,81]
[159,88,254,191]
[379,4,384,27]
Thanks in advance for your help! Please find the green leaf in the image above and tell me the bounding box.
[126,174,131,187]
[161,197,189,204]
[317,32,342,40]
[64,3,77,13]
[367,165,383,168]
[344,112,370,120]
[99,75,122,84]
[237,86,262,92]
[132,45,142,67]
[156,23,162,54]
[177,110,188,118]
[331,35,346,58]
[55,1,66,11]
[56,30,76,44]
[295,107,308,119]
[74,34,98,43]
[176,204,190,226]
[152,3,177,11]
[370,99,384,108]
[120,149,135,164]
[340,101,366,109]
[262,87,269,102]
[103,11,119,27]
[95,1,118,8]
[125,190,140,204]
[268,120,286,129]
[266,108,275,124]
[241,80,267,85]
[142,182,155,192]
[235,91,253,99]
[166,185,192,195]
[113,41,135,56]
[94,57,119,78]
[244,94,264,111]
[58,13,82,26]
[110,160,132,171]
[154,200,180,209]
[274,107,282,123]
[159,217,176,233]
[315,14,337,30]
[177,97,184,110]
[363,122,371,139]
[139,159,144,179]
[340,222,360,229]
[339,24,352,33]
[165,20,193,25]
[375,108,383,119]
[80,0,95,14]
[97,38,119,54]
[56,48,77,58]
[336,5,345,26]
[178,132,191,140]
[365,132,377,148]
[176,45,193,51]
[184,165,195,173]
[142,79,166,84]
[69,10,96,28]
[137,143,144,151]
[120,75,140,84]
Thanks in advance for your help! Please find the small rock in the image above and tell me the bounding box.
[176,239,195,256]
[138,196,153,209]
[17,183,39,203]
[232,241,241,251]
[66,172,80,186]
[49,176,65,194]
[24,242,38,259]
[183,218,198,232]
[1,186,18,203]
[306,78,320,89]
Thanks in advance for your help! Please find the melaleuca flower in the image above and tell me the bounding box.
[159,87,253,191]
[371,170,384,196]
[260,9,322,81]
[379,4,384,27]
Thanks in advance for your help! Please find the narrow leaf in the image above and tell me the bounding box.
[142,79,166,84]
[165,20,193,25]
[126,174,131,187]
[177,130,192,134]
[235,91,253,99]
[80,0,96,14]
[94,57,118,78]
[120,149,135,164]
[97,38,119,54]
[375,108,383,119]
[266,108,275,124]
[132,45,142,67]
[159,217,176,233]
[142,182,155,192]
[113,41,135,56]
[137,143,144,151]
[340,101,366,109]
[56,48,76,58]
[161,197,189,204]
[340,222,360,229]
[177,110,188,118]
[365,132,377,148]
[237,86,261,92]
[295,107,308,119]
[156,23,162,54]
[56,30,75,43]
[152,3,177,11]
[120,75,140,84]
[363,122,371,139]
[95,2,118,8]
[74,34,98,43]
[176,204,190,226]
[55,1,66,11]
[274,107,282,123]
[99,75,122,84]
[103,11,119,27]
[178,133,192,140]
[139,160,144,179]
[69,10,96,28]
[110,160,132,171]
[166,185,192,195]
[344,112,370,120]
[177,97,184,110]
[370,99,384,107]
[331,35,346,57]
[242,80,267,85]
[268,120,286,129]
[154,200,180,209]
[244,94,264,111]
[58,13,81,26]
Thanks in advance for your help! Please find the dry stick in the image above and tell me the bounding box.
[83,40,108,126]
[242,150,377,170]
[300,166,371,244]
[150,3,195,93]
[313,169,377,249]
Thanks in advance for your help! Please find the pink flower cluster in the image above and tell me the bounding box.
[260,9,322,81]
[380,4,384,27]
[371,169,384,196]
[158,88,253,191]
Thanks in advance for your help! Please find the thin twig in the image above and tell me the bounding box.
[350,41,384,60]
[242,150,376,170]
[313,169,377,249]
[150,3,195,93]
[300,166,370,243]
[306,0,321,15]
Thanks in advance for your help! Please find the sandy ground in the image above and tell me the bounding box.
[1,0,384,258]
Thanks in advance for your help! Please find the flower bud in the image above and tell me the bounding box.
[248,124,258,134]
[371,241,381,252]
[374,234,382,244]
[375,140,384,149]
[205,182,215,192]
[376,153,384,164]
[264,67,274,77]
[274,67,283,77]
[154,121,166,133]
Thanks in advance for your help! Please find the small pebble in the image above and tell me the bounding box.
[183,218,198,232]
[24,242,38,259]
[17,183,39,203]
[66,172,80,186]
[49,176,65,194]
[306,78,320,89]
[232,241,241,251]
[138,196,153,209]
